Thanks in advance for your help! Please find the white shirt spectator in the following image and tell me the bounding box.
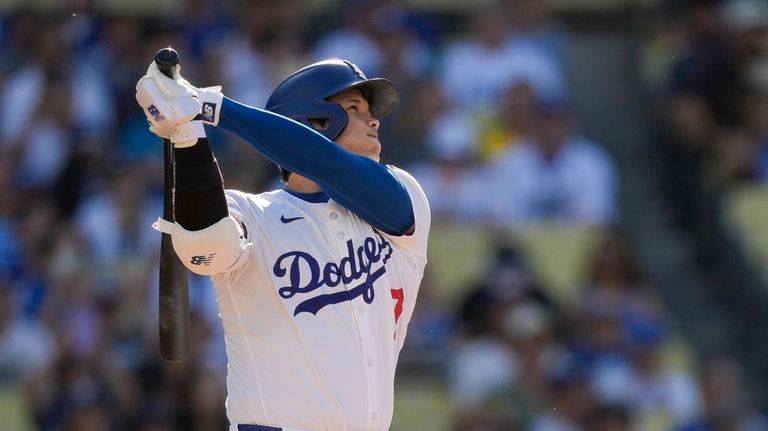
[486,136,618,226]
[1,62,116,144]
[74,173,162,269]
[439,38,566,113]
[408,109,489,222]
[0,308,56,383]
[592,359,703,427]
[0,66,43,143]
[449,337,520,407]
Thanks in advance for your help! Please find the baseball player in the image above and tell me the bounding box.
[135,58,431,431]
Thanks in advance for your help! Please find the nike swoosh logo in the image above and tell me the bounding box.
[280,215,305,224]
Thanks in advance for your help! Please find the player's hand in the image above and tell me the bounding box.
[136,75,201,130]
[142,61,224,126]
[146,60,223,126]
[149,120,206,148]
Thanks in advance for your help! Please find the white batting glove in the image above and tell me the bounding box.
[143,61,224,126]
[149,120,207,148]
[136,76,201,130]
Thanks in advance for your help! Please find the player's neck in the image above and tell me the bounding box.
[285,173,321,194]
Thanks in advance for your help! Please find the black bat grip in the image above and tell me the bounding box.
[154,47,179,79]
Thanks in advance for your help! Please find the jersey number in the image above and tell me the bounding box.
[390,288,404,339]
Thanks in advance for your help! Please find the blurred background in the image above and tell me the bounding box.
[1,0,768,430]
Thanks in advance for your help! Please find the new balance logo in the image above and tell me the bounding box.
[190,253,216,266]
[280,215,304,224]
[202,102,216,123]
[147,104,165,122]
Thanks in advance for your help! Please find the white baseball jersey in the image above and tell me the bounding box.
[210,166,430,431]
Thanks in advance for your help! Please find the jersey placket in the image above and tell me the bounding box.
[326,202,382,430]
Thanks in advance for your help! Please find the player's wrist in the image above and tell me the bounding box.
[171,120,206,148]
[195,86,223,126]
[175,135,215,165]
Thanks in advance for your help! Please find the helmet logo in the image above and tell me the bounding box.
[345,61,367,80]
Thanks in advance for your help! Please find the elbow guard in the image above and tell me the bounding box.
[153,215,248,275]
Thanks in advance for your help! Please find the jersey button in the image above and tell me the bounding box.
[372,413,378,421]
[329,212,338,219]
[357,306,365,315]
[337,231,345,239]
[367,357,373,367]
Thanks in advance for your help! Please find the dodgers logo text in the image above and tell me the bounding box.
[273,234,393,315]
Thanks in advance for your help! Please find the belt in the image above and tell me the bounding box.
[237,423,313,431]
[237,426,283,431]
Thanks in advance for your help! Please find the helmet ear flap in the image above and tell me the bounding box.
[307,117,332,132]
[271,101,349,141]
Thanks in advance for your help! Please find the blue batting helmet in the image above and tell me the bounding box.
[265,59,400,141]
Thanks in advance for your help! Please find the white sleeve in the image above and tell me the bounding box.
[379,166,431,263]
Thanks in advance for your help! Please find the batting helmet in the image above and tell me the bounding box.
[265,59,400,141]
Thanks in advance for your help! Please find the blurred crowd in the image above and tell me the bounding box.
[0,0,767,430]
[650,0,768,189]
[642,0,768,271]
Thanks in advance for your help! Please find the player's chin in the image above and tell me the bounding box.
[365,140,382,161]
[364,151,381,162]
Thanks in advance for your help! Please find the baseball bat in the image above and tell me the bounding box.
[155,47,190,363]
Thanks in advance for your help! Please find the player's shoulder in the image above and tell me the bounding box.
[386,165,423,188]
[386,165,430,210]
[224,188,288,212]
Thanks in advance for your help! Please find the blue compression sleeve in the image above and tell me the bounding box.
[216,97,414,235]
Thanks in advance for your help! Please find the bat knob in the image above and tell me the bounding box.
[154,47,179,79]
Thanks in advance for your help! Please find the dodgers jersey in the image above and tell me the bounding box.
[212,166,430,431]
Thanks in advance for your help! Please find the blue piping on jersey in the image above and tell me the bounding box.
[284,189,330,203]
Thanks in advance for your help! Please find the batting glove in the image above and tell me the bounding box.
[149,120,206,148]
[143,61,224,126]
[194,85,223,126]
[136,75,201,130]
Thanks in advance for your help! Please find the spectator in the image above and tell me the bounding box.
[589,402,632,431]
[527,356,596,431]
[174,367,228,431]
[409,107,489,222]
[0,154,22,283]
[438,1,565,114]
[475,81,538,162]
[577,229,663,320]
[501,300,563,411]
[9,77,74,192]
[0,283,56,385]
[73,164,161,283]
[202,0,289,108]
[746,95,768,181]
[311,0,387,75]
[505,0,569,63]
[449,244,555,411]
[485,96,619,227]
[677,355,768,431]
[593,309,703,430]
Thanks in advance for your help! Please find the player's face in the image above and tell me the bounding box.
[329,88,381,162]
